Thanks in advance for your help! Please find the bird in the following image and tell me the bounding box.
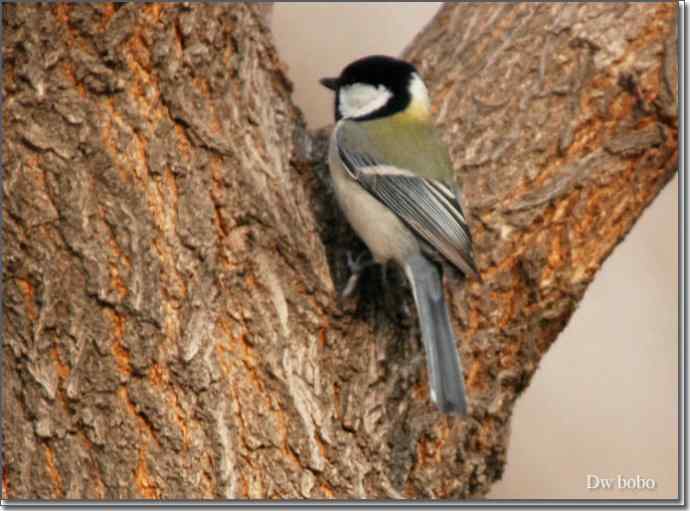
[320,55,479,415]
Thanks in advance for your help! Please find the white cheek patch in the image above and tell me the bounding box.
[338,83,393,119]
[408,73,431,114]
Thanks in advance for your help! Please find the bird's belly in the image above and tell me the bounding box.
[330,165,419,265]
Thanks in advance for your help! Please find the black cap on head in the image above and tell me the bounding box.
[320,55,419,121]
[337,55,417,90]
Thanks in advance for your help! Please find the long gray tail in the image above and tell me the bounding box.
[404,254,467,415]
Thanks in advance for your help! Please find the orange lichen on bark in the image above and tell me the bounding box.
[15,278,38,321]
[314,430,329,462]
[54,4,70,25]
[167,387,190,450]
[98,3,115,31]
[499,341,521,370]
[570,153,673,274]
[107,309,131,376]
[466,359,485,392]
[109,264,129,302]
[128,32,154,80]
[276,408,304,470]
[192,452,214,498]
[51,346,70,380]
[319,327,328,349]
[118,387,150,437]
[320,482,335,498]
[618,3,676,78]
[244,273,257,289]
[478,417,497,449]
[148,363,165,387]
[148,361,190,451]
[207,110,224,140]
[98,101,131,184]
[407,423,452,497]
[3,464,9,499]
[432,425,450,466]
[192,76,211,98]
[416,376,432,405]
[415,435,430,467]
[240,474,249,498]
[117,383,162,487]
[500,7,674,213]
[53,3,90,55]
[149,3,165,21]
[546,227,565,270]
[125,27,166,132]
[174,124,192,163]
[58,59,86,97]
[77,432,106,498]
[135,447,160,499]
[162,166,180,215]
[23,153,40,172]
[44,445,64,498]
[489,287,519,329]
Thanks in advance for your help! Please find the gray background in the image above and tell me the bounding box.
[272,3,679,499]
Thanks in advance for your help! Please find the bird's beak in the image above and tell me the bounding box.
[319,77,339,91]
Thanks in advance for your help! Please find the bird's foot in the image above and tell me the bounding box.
[341,250,376,298]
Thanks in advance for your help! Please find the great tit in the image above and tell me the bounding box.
[320,55,478,416]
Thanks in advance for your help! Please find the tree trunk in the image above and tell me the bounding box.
[2,2,677,500]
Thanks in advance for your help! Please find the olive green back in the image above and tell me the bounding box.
[343,114,455,182]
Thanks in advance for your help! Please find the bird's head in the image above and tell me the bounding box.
[320,55,431,122]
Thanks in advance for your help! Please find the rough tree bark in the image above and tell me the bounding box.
[2,3,677,500]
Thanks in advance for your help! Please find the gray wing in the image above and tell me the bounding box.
[336,125,478,277]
